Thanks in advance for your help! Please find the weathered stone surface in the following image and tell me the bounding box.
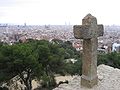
[73,14,104,88]
[82,14,97,25]
[53,64,120,90]
[1,76,40,90]
[73,17,104,39]
[81,37,98,88]
[98,25,104,36]
[81,75,98,88]
[73,25,103,39]
[73,25,91,39]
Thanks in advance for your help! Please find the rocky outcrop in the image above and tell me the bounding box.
[53,64,120,90]
[1,76,40,90]
[1,75,26,90]
[2,64,120,90]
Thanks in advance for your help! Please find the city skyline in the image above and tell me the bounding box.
[0,0,120,25]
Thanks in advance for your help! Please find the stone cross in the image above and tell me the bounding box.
[73,14,104,88]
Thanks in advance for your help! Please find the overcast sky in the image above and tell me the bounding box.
[0,0,120,25]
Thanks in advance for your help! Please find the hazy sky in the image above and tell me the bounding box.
[0,0,120,25]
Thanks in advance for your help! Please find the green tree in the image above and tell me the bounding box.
[98,52,120,69]
[0,45,16,84]
[0,39,82,89]
[36,41,66,88]
[12,44,43,90]
[0,43,43,90]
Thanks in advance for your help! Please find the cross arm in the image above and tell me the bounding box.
[73,25,93,39]
[73,24,104,39]
[97,24,104,37]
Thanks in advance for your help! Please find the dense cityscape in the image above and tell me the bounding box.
[0,24,120,53]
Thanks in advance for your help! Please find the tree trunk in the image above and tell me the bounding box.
[19,72,32,90]
[24,79,32,90]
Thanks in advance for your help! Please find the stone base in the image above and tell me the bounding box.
[81,75,98,88]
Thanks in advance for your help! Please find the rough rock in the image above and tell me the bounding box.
[1,76,40,90]
[53,64,120,90]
